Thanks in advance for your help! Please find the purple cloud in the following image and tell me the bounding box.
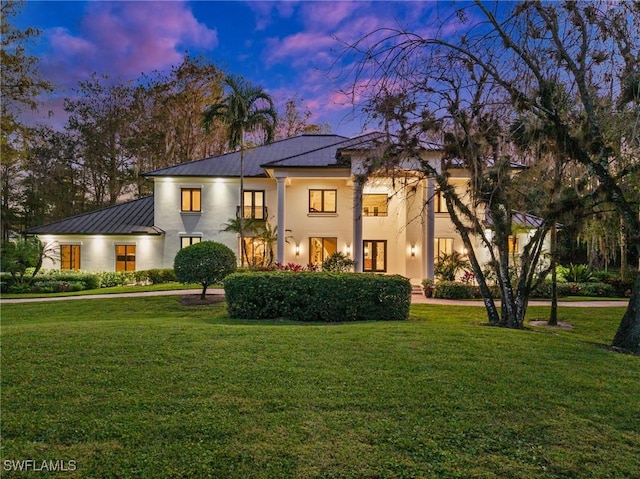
[40,1,217,89]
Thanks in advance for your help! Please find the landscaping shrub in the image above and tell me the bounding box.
[321,252,355,272]
[31,280,85,293]
[561,263,594,283]
[433,281,476,300]
[575,282,616,297]
[531,281,617,298]
[604,277,636,297]
[97,271,135,288]
[174,241,236,300]
[138,268,177,284]
[224,272,411,321]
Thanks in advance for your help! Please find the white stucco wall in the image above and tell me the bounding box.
[282,177,354,265]
[36,234,165,272]
[153,177,278,267]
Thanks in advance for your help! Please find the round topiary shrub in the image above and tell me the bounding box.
[174,241,237,300]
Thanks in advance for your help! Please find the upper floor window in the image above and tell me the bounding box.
[181,188,201,212]
[434,189,448,213]
[240,190,266,219]
[363,194,388,216]
[309,189,336,213]
[61,244,81,270]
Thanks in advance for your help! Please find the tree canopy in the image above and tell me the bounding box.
[343,0,640,352]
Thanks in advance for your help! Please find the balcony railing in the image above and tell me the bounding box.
[236,206,268,220]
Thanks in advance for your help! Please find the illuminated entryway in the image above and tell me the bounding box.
[363,240,386,272]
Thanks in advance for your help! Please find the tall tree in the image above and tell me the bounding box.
[1,0,51,241]
[130,56,227,196]
[203,75,277,266]
[64,74,136,207]
[343,1,640,351]
[275,95,331,140]
[19,126,81,230]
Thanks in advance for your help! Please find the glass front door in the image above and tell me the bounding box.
[363,240,387,272]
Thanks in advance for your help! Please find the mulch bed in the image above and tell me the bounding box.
[180,294,225,306]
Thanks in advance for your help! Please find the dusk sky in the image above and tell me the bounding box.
[14,1,464,137]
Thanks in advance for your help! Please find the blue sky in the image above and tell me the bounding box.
[15,1,462,136]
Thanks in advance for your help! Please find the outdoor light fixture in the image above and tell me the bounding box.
[411,245,416,257]
[345,244,351,256]
[295,245,300,257]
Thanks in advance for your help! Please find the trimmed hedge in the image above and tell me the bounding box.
[531,281,617,298]
[224,272,411,321]
[433,281,477,300]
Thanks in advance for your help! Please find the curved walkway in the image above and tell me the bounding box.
[0,289,627,307]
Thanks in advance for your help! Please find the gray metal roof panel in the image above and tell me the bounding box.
[144,134,349,177]
[25,196,159,235]
[262,132,387,168]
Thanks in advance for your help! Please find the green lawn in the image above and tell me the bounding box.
[0,282,202,299]
[1,298,638,478]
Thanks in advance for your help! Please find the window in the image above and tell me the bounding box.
[115,245,136,272]
[181,188,201,212]
[60,244,81,270]
[309,189,336,213]
[363,240,387,272]
[435,238,454,259]
[309,237,337,265]
[243,237,268,267]
[363,194,388,216]
[241,190,266,219]
[434,189,448,213]
[181,236,201,249]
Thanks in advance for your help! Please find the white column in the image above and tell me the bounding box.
[276,176,286,264]
[353,176,364,273]
[423,177,435,280]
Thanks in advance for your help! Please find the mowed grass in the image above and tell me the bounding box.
[1,298,638,478]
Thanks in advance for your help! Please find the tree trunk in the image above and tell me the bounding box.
[200,282,208,301]
[239,141,245,268]
[549,225,558,326]
[612,244,640,354]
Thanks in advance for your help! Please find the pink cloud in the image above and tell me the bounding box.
[40,1,217,88]
[265,31,337,65]
[299,1,362,30]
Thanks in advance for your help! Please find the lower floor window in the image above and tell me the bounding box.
[115,245,136,272]
[181,236,201,249]
[363,240,387,272]
[243,237,271,267]
[61,244,81,270]
[309,237,337,265]
[435,238,454,260]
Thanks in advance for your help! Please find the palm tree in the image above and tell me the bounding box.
[203,75,277,266]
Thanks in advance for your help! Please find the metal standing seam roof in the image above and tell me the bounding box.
[25,196,162,235]
[262,132,389,168]
[143,134,350,177]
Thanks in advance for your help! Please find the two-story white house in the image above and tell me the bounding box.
[27,132,528,284]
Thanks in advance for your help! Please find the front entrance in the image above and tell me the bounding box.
[363,240,387,272]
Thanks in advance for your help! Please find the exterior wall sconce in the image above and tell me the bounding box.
[410,245,416,257]
[345,244,351,257]
[295,245,300,257]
